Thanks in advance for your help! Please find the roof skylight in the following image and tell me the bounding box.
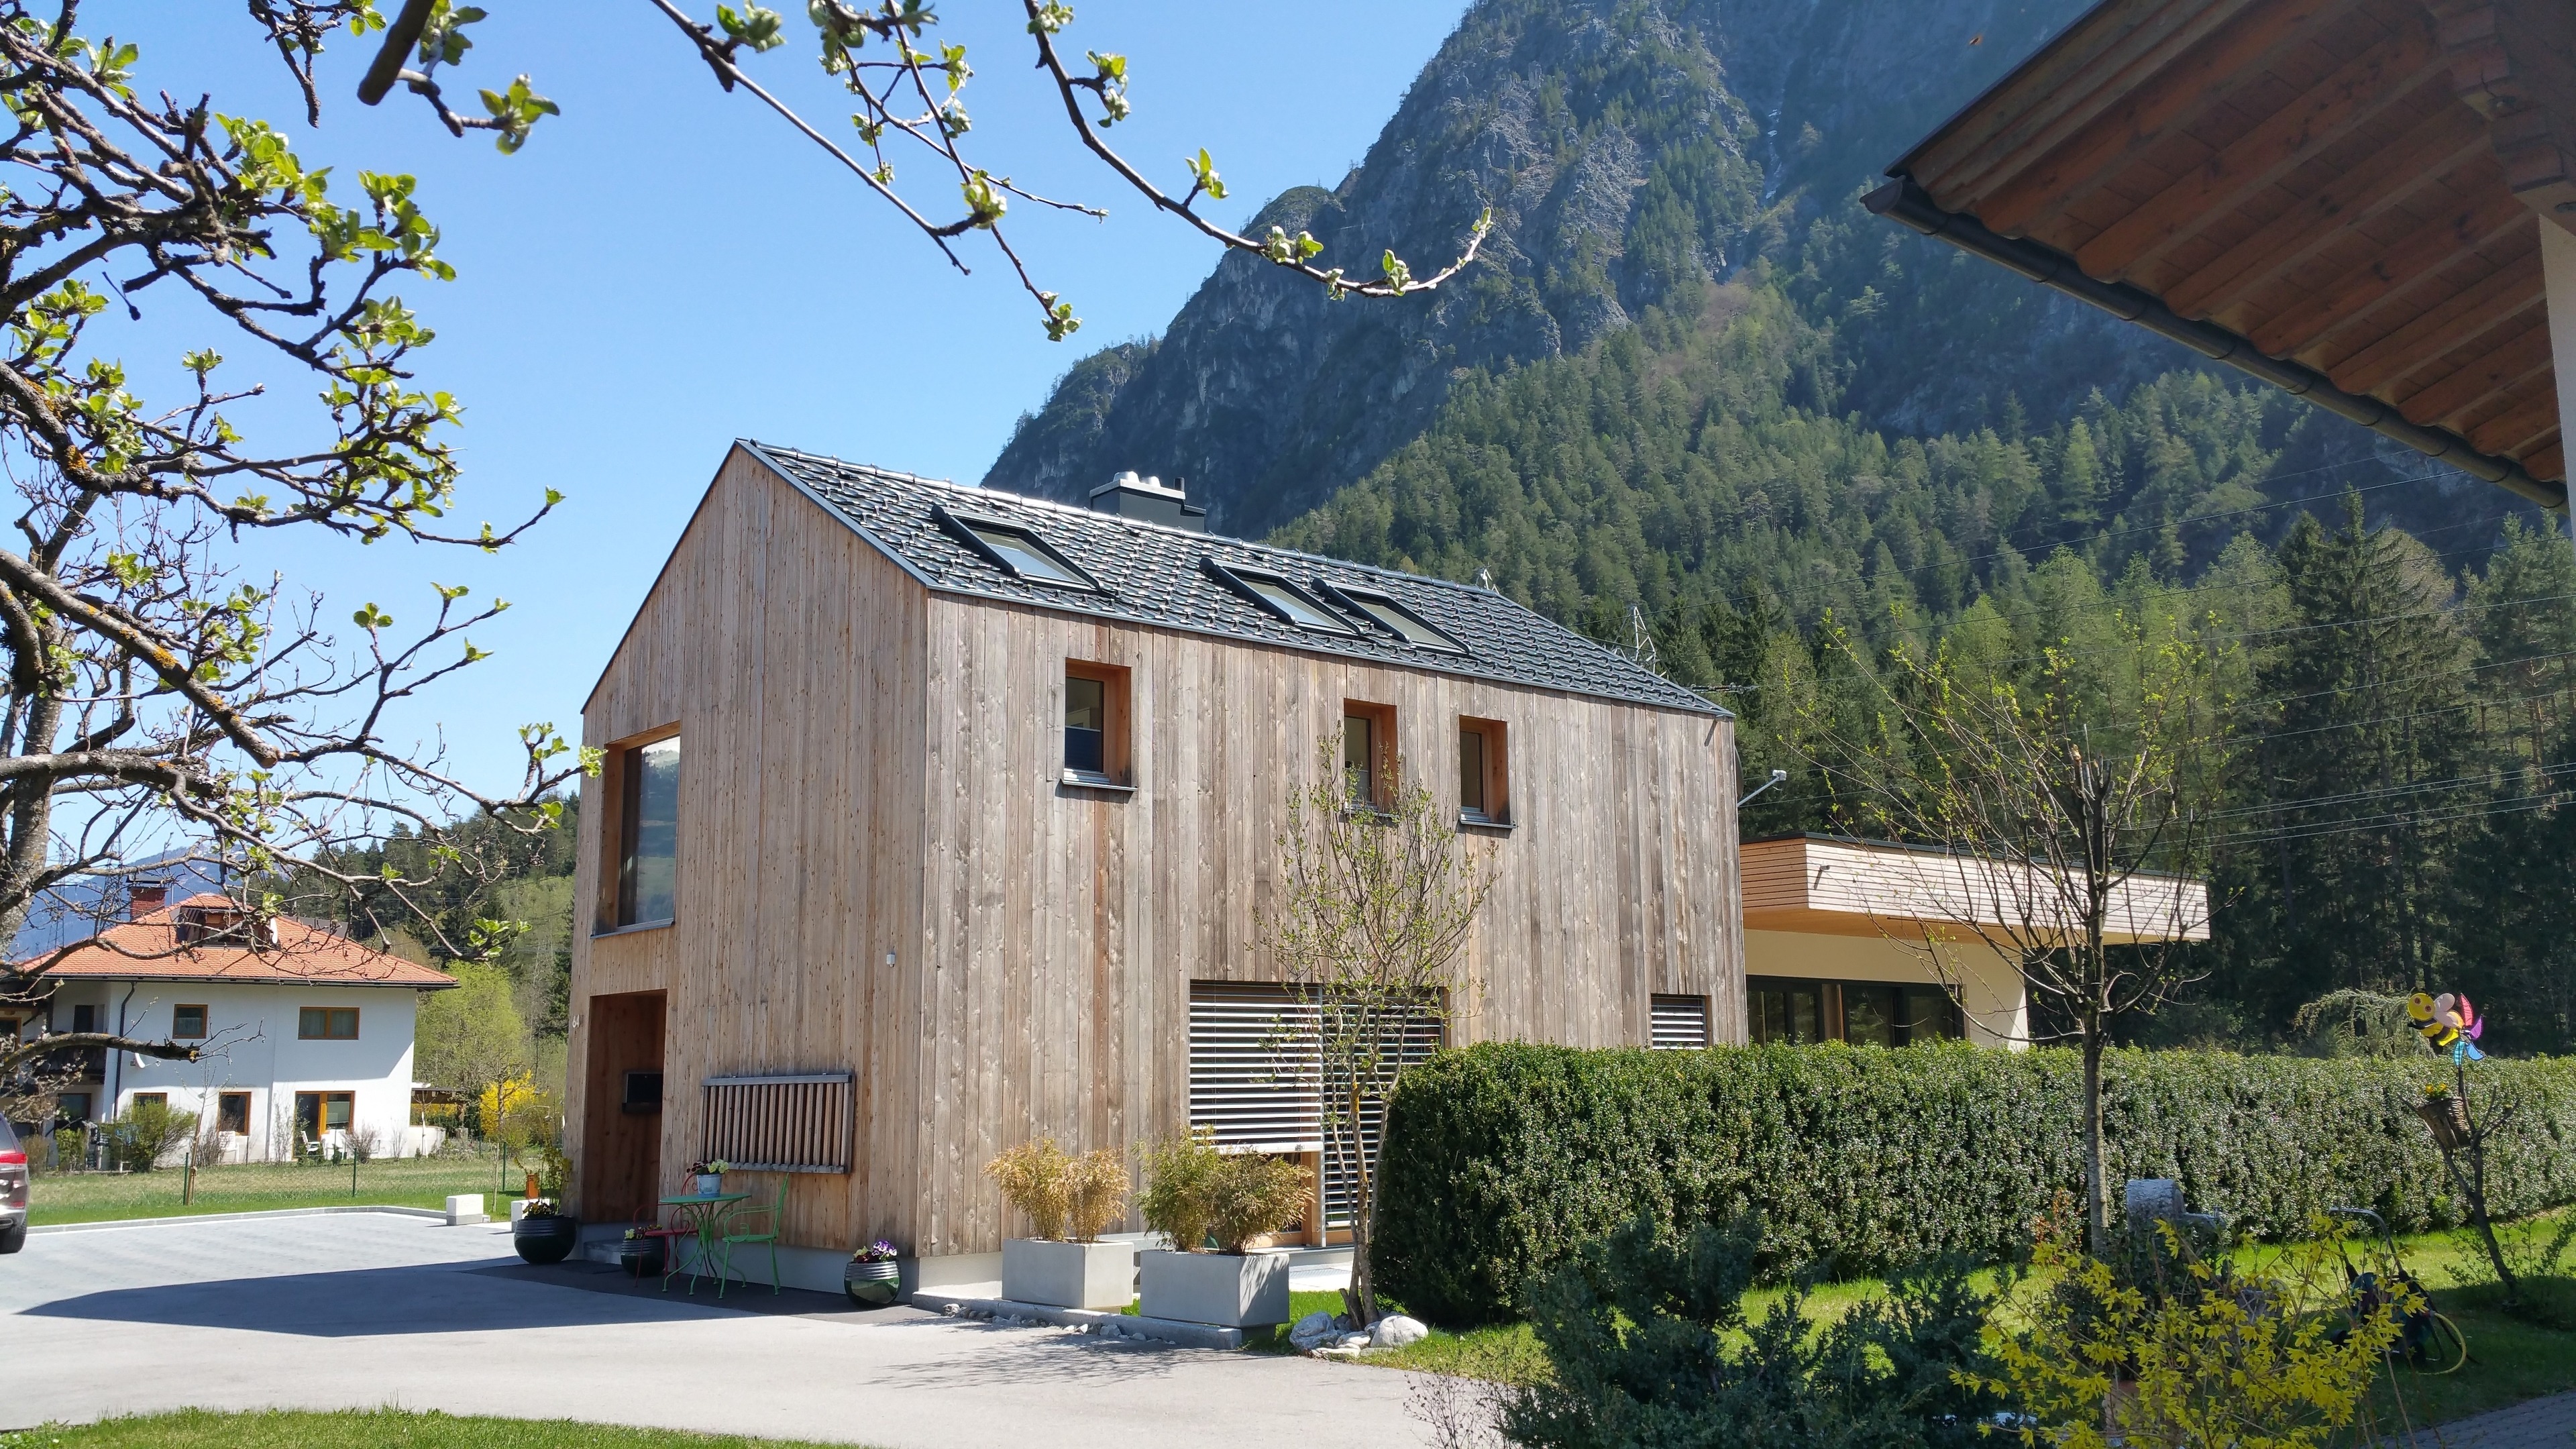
[1320,583,1465,653]
[1204,560,1356,634]
[935,508,1099,590]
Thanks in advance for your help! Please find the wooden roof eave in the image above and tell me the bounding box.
[1862,177,2569,513]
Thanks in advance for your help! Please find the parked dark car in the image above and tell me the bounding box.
[0,1116,28,1253]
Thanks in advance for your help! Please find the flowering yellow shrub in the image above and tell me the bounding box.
[1972,1220,2404,1449]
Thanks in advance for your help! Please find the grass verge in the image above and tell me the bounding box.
[1290,1216,2576,1426]
[26,1153,520,1227]
[0,1409,870,1448]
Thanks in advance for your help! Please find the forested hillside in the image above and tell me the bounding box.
[992,0,2575,1050]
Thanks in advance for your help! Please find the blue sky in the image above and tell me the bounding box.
[107,1,1471,800]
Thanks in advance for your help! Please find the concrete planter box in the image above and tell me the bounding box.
[1138,1248,1291,1328]
[1000,1238,1135,1309]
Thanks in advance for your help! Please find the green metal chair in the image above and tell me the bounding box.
[720,1179,788,1296]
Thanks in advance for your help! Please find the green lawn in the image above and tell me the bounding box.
[0,1409,867,1448]
[1287,1216,2576,1428]
[25,1152,527,1227]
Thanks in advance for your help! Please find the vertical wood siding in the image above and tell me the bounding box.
[569,447,928,1254]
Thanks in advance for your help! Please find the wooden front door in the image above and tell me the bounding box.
[580,990,667,1220]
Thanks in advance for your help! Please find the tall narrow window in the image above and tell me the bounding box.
[1457,717,1509,826]
[1344,712,1374,804]
[617,735,681,926]
[1061,662,1130,786]
[217,1091,251,1135]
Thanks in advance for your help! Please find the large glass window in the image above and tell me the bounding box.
[1748,975,1962,1045]
[617,735,680,926]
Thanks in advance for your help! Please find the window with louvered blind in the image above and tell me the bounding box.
[1188,983,1322,1154]
[1187,981,1444,1228]
[1650,994,1711,1051]
[701,1071,854,1173]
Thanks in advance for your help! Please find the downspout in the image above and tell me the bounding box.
[1864,178,2569,514]
[108,981,136,1118]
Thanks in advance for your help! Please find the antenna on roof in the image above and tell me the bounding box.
[1627,603,1659,675]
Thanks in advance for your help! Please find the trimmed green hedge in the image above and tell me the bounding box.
[1374,1041,2576,1325]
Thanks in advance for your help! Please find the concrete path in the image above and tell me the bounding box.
[2436,1389,2576,1449]
[0,1212,1431,1448]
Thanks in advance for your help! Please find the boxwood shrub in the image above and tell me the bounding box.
[1373,1041,2576,1326]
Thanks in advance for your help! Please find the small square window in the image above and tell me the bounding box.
[1062,661,1132,788]
[1458,717,1509,826]
[299,1006,359,1040]
[171,1004,207,1040]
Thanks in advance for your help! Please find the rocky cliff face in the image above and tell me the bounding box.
[983,0,2114,538]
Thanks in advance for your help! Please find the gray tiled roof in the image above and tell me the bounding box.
[745,443,1723,718]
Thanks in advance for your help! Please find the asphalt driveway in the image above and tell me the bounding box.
[0,1212,1431,1447]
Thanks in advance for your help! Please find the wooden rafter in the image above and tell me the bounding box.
[2247,185,2528,356]
[1974,0,2347,234]
[2076,25,2449,279]
[2467,389,2563,458]
[2436,0,2576,227]
[2162,100,2491,317]
[2394,315,2552,425]
[2329,250,2544,393]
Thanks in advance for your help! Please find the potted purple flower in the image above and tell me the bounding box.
[845,1239,903,1307]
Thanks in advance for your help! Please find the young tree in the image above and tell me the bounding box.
[0,5,585,1109]
[1266,733,1495,1326]
[1801,609,2223,1246]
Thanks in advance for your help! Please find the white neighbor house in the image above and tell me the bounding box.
[5,888,454,1161]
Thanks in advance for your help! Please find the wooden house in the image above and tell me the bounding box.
[566,445,1742,1290]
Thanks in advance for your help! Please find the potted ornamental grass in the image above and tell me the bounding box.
[1136,1128,1311,1329]
[845,1239,903,1307]
[988,1138,1134,1310]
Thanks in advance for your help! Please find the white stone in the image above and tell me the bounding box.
[444,1193,486,1226]
[1000,1238,1136,1311]
[1371,1313,1429,1348]
[1288,1309,1342,1351]
[1136,1248,1291,1328]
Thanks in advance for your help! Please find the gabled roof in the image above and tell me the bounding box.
[21,894,454,989]
[743,443,1723,718]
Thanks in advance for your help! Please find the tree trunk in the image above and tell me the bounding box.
[2083,1022,2109,1251]
[1340,1082,1377,1326]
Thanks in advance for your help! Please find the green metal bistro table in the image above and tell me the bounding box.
[657,1191,749,1295]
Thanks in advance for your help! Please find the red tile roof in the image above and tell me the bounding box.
[19,894,455,989]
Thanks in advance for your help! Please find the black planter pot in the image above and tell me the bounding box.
[616,1237,667,1279]
[845,1258,902,1307]
[512,1212,581,1265]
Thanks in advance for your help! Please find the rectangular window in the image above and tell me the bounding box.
[1650,994,1710,1049]
[298,1006,360,1040]
[217,1091,252,1135]
[616,734,681,926]
[937,508,1099,590]
[58,1091,91,1124]
[131,1092,167,1110]
[1748,977,1827,1044]
[1457,717,1509,826]
[1747,976,1963,1046]
[1344,702,1395,808]
[293,1091,354,1140]
[171,1004,208,1039]
[1062,661,1131,786]
[70,1004,95,1033]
